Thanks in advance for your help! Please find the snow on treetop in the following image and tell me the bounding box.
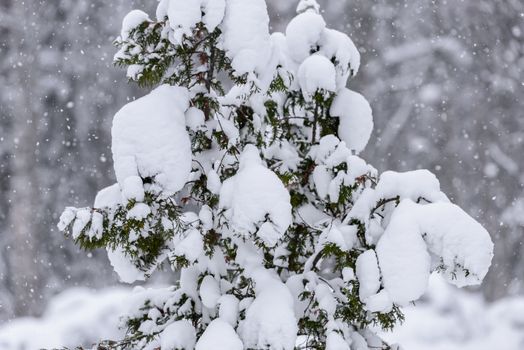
[285,9,360,88]
[111,84,192,197]
[222,0,271,77]
[297,0,321,14]
[286,11,326,63]
[166,0,226,43]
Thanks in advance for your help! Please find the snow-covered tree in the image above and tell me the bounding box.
[59,1,494,349]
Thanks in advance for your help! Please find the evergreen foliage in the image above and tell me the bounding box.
[59,1,493,349]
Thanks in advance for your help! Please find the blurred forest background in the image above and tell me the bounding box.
[0,0,522,322]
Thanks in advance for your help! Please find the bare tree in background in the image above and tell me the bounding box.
[0,0,154,318]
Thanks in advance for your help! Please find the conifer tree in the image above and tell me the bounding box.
[59,1,494,349]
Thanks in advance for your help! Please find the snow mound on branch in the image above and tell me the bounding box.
[269,32,297,82]
[196,318,243,350]
[298,55,337,98]
[365,290,393,313]
[218,295,240,326]
[202,0,226,32]
[375,170,450,203]
[172,228,205,264]
[185,107,206,132]
[286,11,326,63]
[349,169,448,224]
[200,275,221,309]
[376,199,494,305]
[297,0,320,14]
[222,0,271,76]
[321,29,361,87]
[156,0,169,20]
[94,183,123,209]
[160,320,196,350]
[167,0,200,36]
[112,84,191,197]
[326,332,351,350]
[240,269,298,350]
[417,202,493,286]
[107,247,146,284]
[121,10,150,40]
[166,0,226,43]
[377,214,430,305]
[309,135,376,203]
[330,88,373,153]
[356,250,381,301]
[219,145,292,247]
[309,135,350,165]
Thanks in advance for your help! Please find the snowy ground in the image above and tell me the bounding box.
[379,275,524,350]
[0,276,522,350]
[0,288,129,350]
